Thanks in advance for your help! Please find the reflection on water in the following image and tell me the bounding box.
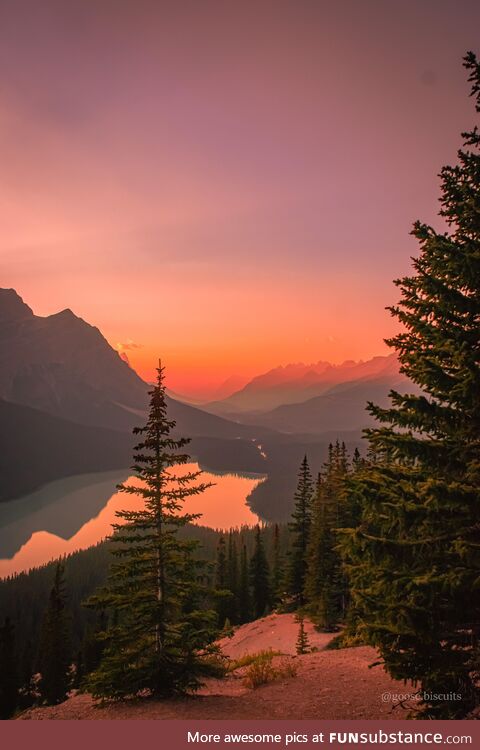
[0,464,265,578]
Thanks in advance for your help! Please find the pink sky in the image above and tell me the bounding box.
[1,1,479,397]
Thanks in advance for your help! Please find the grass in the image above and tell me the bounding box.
[227,649,281,672]
[324,630,365,650]
[241,650,297,689]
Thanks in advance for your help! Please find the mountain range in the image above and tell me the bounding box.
[0,288,263,439]
[235,375,416,434]
[0,288,268,502]
[203,354,403,416]
[0,287,415,514]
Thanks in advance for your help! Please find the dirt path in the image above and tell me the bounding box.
[20,615,412,720]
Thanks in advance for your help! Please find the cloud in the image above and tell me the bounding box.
[114,339,144,367]
[115,339,143,352]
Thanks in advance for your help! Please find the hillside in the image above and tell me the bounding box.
[0,399,132,502]
[238,376,415,434]
[19,614,411,720]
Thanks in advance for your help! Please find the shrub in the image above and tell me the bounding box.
[228,649,281,673]
[242,651,297,689]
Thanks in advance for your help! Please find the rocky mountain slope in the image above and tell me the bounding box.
[0,288,269,440]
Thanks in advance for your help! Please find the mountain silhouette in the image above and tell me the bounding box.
[0,288,267,439]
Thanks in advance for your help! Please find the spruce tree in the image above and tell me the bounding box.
[215,536,227,590]
[87,363,218,699]
[20,639,34,696]
[305,445,350,629]
[271,523,283,606]
[0,617,17,719]
[38,562,72,705]
[214,536,232,627]
[249,525,271,619]
[226,532,239,623]
[82,611,107,677]
[73,649,84,690]
[341,54,480,718]
[295,614,310,655]
[352,447,363,471]
[238,541,251,623]
[286,456,314,605]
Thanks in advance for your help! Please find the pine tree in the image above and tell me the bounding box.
[271,523,283,606]
[238,541,251,623]
[226,532,239,623]
[341,54,480,718]
[73,649,84,690]
[87,363,218,699]
[82,611,107,677]
[0,617,17,719]
[249,525,271,619]
[352,447,363,471]
[295,614,310,655]
[214,536,232,627]
[38,562,72,705]
[215,536,227,590]
[286,456,314,605]
[304,444,350,629]
[20,638,34,694]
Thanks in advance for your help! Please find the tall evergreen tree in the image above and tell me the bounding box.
[352,447,363,471]
[87,363,218,699]
[20,638,34,695]
[238,541,251,623]
[215,536,227,590]
[38,562,72,705]
[305,445,350,629]
[249,525,271,619]
[286,456,314,604]
[82,611,108,677]
[226,532,239,623]
[341,54,480,718]
[214,536,232,627]
[295,614,310,655]
[0,617,17,719]
[271,523,283,606]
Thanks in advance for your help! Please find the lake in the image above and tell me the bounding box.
[0,464,266,578]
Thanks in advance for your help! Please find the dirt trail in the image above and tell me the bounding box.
[20,614,412,720]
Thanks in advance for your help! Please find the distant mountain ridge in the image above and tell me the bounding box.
[236,375,417,434]
[204,354,402,415]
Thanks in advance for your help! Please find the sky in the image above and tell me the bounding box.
[1,0,479,398]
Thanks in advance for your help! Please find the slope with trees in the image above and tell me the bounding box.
[341,53,480,719]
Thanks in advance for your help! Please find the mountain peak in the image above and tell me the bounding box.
[0,288,34,322]
[57,308,76,317]
[49,308,80,322]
